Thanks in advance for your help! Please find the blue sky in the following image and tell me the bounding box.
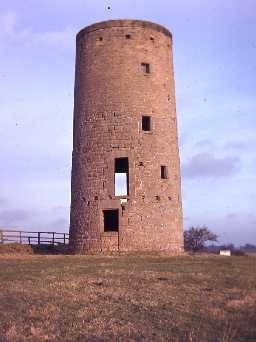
[0,0,255,245]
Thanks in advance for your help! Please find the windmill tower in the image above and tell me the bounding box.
[69,20,184,253]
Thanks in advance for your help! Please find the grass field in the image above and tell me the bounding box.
[0,254,255,341]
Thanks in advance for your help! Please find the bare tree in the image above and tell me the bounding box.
[184,225,218,252]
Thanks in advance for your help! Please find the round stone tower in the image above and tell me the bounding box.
[69,19,184,253]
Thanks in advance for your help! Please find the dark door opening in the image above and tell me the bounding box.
[115,157,129,196]
[103,209,119,232]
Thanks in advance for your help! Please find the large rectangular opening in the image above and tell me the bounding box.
[115,157,129,196]
[103,209,119,232]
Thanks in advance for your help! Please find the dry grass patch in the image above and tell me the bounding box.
[0,254,255,341]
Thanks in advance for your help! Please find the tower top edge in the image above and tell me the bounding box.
[77,19,172,39]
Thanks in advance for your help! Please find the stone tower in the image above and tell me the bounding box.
[69,19,184,253]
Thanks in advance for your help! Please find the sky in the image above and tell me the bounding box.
[0,0,255,246]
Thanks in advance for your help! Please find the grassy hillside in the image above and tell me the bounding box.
[0,254,255,341]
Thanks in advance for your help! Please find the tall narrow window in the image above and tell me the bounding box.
[141,63,150,74]
[115,157,129,196]
[161,165,168,179]
[103,209,119,232]
[142,116,151,131]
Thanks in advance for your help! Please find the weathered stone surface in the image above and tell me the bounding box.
[69,20,184,253]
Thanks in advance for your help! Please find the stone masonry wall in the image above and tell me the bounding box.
[69,20,184,253]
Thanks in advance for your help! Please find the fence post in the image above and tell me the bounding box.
[38,232,41,245]
[28,237,31,245]
[52,232,55,245]
[64,233,66,245]
[0,230,3,244]
[19,231,22,244]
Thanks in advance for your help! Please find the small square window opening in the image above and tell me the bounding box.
[161,166,168,179]
[141,63,150,74]
[125,34,131,39]
[142,116,151,131]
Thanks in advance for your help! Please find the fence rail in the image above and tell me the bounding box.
[0,230,69,246]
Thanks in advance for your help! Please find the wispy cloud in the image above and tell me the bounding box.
[0,197,8,206]
[0,11,76,50]
[1,11,18,35]
[0,205,69,232]
[182,153,240,178]
[0,209,30,226]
